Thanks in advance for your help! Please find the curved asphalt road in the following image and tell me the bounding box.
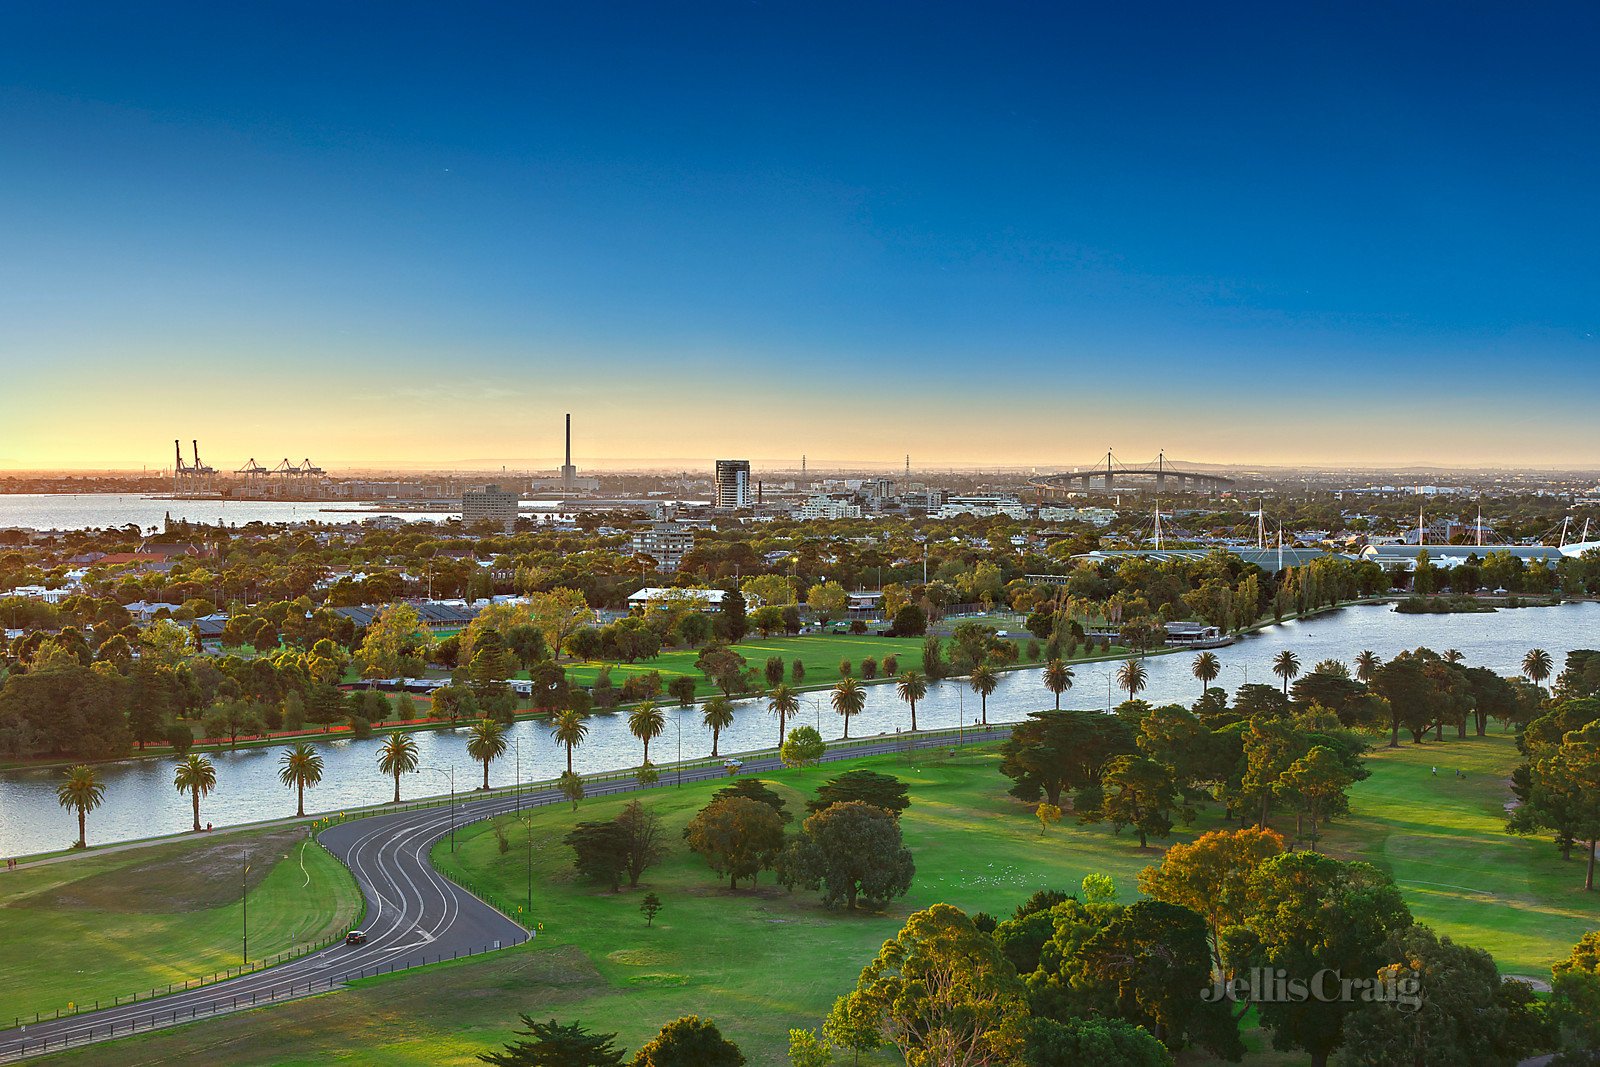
[0,728,1005,1061]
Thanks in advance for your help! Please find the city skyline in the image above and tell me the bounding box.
[4,2,1598,470]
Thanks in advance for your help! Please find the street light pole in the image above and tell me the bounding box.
[514,737,521,814]
[241,852,251,965]
[958,686,964,750]
[521,814,534,918]
[669,716,682,787]
[423,766,458,852]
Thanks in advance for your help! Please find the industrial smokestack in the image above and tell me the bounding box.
[565,413,571,467]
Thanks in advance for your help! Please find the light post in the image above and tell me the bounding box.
[241,851,251,965]
[669,715,683,787]
[424,765,457,852]
[1093,671,1114,712]
[520,813,534,918]
[514,737,521,813]
[1231,663,1250,689]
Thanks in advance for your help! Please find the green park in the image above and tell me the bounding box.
[0,827,361,1027]
[20,728,1597,1065]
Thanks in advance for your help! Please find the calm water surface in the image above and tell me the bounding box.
[3,602,1596,856]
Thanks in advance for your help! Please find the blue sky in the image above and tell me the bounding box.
[3,2,1597,469]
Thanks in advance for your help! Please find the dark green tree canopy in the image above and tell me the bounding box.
[477,1016,626,1067]
[805,769,910,818]
[628,1015,744,1067]
[783,800,914,910]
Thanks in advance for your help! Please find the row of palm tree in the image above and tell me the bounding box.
[56,752,220,850]
[55,644,1568,850]
[55,663,1033,848]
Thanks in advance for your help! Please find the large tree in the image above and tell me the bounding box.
[1000,709,1135,807]
[565,820,629,891]
[1081,754,1180,848]
[376,731,420,803]
[1340,925,1550,1067]
[1242,852,1414,1067]
[355,602,430,685]
[628,702,665,766]
[551,710,588,774]
[1138,826,1285,980]
[783,800,914,910]
[614,800,666,888]
[173,753,217,832]
[466,717,509,791]
[56,764,105,849]
[278,741,324,818]
[831,677,866,740]
[684,795,785,889]
[701,696,734,758]
[895,670,928,731]
[806,769,911,819]
[1054,899,1244,1059]
[970,664,999,726]
[835,903,1025,1064]
[766,684,799,748]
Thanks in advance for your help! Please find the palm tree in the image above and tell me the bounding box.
[1272,650,1301,695]
[1117,657,1147,701]
[1354,650,1381,684]
[832,677,866,739]
[57,765,105,849]
[628,701,666,764]
[173,753,216,832]
[1192,651,1220,699]
[551,710,588,774]
[970,664,998,725]
[1524,648,1553,688]
[377,731,419,803]
[1444,649,1464,664]
[1042,659,1073,710]
[896,670,928,731]
[768,684,799,748]
[277,742,323,817]
[702,696,735,758]
[465,718,508,791]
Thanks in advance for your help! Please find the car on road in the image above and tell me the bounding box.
[345,930,367,945]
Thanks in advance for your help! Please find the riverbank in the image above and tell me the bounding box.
[7,599,1594,858]
[1,598,1394,774]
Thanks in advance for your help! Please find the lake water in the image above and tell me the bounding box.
[0,493,577,531]
[3,601,1596,857]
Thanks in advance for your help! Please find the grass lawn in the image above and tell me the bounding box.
[1315,731,1597,978]
[0,827,362,1024]
[39,731,1586,1066]
[535,633,967,698]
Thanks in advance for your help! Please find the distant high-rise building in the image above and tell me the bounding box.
[560,413,577,493]
[714,459,752,509]
[461,484,518,531]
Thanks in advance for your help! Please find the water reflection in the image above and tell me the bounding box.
[3,602,1594,856]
